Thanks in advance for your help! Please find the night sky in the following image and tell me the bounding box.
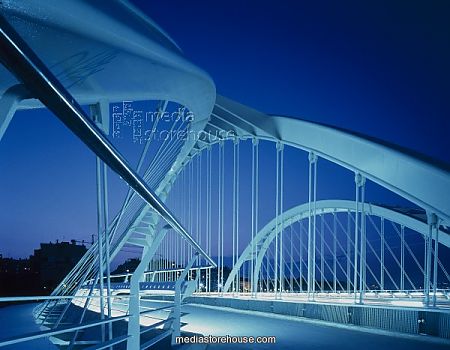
[1,1,449,259]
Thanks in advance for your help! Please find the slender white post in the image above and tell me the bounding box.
[93,129,105,342]
[424,213,435,306]
[278,142,284,297]
[127,229,167,350]
[347,211,351,293]
[333,212,337,293]
[251,139,256,296]
[102,163,113,344]
[380,217,385,290]
[358,176,366,304]
[354,173,365,303]
[400,225,405,291]
[307,152,318,301]
[320,214,324,292]
[432,216,440,307]
[274,142,279,298]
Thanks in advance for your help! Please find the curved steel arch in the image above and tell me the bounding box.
[0,0,216,122]
[223,199,450,293]
[206,96,450,225]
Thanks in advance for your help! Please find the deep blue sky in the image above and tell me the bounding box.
[1,1,449,260]
[135,0,450,162]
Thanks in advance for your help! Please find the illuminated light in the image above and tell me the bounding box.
[391,300,424,308]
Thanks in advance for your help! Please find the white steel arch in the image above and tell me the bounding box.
[223,199,450,293]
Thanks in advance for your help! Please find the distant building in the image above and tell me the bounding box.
[30,240,87,292]
[0,255,39,297]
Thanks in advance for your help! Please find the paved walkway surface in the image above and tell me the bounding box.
[1,301,449,350]
[176,302,450,350]
[0,303,58,349]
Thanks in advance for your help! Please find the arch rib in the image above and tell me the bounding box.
[223,199,450,293]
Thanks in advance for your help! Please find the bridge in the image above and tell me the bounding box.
[0,1,449,349]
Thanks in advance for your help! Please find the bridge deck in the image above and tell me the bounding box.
[158,299,450,350]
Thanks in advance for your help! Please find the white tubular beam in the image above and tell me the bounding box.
[381,217,385,290]
[433,217,440,307]
[212,96,450,226]
[127,227,168,350]
[358,175,366,304]
[279,142,284,296]
[347,211,351,293]
[0,16,216,267]
[95,156,105,343]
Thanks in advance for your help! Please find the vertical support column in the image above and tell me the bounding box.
[127,229,167,350]
[300,220,303,292]
[91,105,105,342]
[102,162,113,343]
[232,137,240,294]
[187,159,193,280]
[358,175,366,304]
[346,211,351,294]
[274,142,280,299]
[320,214,324,292]
[232,140,237,294]
[171,253,199,345]
[307,152,318,301]
[219,141,225,294]
[354,172,365,303]
[182,167,187,271]
[217,144,221,293]
[380,217,385,291]
[432,215,440,307]
[333,211,337,293]
[423,213,436,306]
[290,221,294,292]
[236,140,240,294]
[207,145,212,294]
[96,160,104,338]
[196,153,202,292]
[251,138,259,297]
[400,225,405,291]
[278,142,284,297]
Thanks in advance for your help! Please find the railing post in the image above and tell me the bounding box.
[172,282,182,344]
[346,211,351,294]
[127,228,167,350]
[354,172,365,304]
[400,225,405,291]
[359,174,366,304]
[251,138,260,297]
[432,215,440,307]
[380,217,385,290]
[172,253,199,345]
[425,212,437,307]
[307,152,318,301]
[95,148,106,343]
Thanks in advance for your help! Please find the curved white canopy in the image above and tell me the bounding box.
[0,0,216,123]
[208,95,450,225]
